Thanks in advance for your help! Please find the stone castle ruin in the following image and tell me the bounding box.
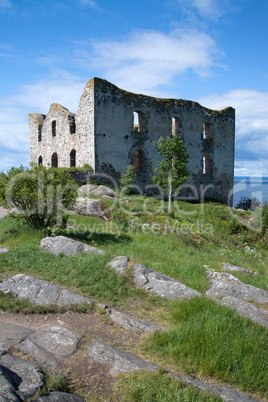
[29,77,235,204]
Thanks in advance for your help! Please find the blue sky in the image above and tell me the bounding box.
[0,0,267,176]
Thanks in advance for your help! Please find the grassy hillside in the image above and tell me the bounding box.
[0,196,267,400]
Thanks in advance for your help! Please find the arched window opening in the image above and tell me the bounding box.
[70,149,76,167]
[38,126,42,142]
[38,155,43,166]
[203,155,212,174]
[172,117,181,136]
[133,111,145,133]
[203,122,212,139]
[52,120,56,137]
[133,149,144,173]
[51,152,58,168]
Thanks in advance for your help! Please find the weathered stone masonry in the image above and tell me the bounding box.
[29,77,235,204]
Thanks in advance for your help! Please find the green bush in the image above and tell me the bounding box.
[0,164,77,229]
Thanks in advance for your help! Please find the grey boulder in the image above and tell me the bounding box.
[0,354,45,399]
[206,271,268,305]
[133,264,201,300]
[0,274,94,307]
[0,248,9,254]
[75,199,111,221]
[40,235,105,256]
[90,185,116,198]
[79,184,98,194]
[107,256,129,275]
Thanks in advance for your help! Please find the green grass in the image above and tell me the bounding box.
[0,197,267,399]
[116,369,222,401]
[143,297,268,397]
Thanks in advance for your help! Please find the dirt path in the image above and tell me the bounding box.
[0,310,143,401]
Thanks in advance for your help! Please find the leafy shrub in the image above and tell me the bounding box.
[112,209,129,231]
[120,164,136,195]
[0,164,77,229]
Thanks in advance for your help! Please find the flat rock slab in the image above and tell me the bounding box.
[34,392,85,401]
[222,263,259,276]
[0,274,94,306]
[206,271,268,305]
[0,248,9,253]
[75,199,111,221]
[107,256,129,275]
[41,235,105,256]
[15,326,82,371]
[98,304,166,333]
[216,295,268,328]
[0,354,45,400]
[133,264,201,300]
[87,338,159,375]
[0,322,33,356]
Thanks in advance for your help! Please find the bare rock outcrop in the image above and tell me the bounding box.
[0,274,94,306]
[40,235,105,256]
[222,263,259,276]
[133,263,201,300]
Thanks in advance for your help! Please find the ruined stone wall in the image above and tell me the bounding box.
[29,104,77,168]
[29,77,235,204]
[75,79,95,169]
[92,78,235,203]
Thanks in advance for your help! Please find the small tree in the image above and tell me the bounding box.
[120,164,136,196]
[153,135,188,215]
[0,164,77,228]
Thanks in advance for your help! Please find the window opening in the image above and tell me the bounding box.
[133,111,145,133]
[70,118,76,134]
[38,155,43,166]
[38,126,42,142]
[203,155,212,174]
[203,122,212,139]
[52,120,56,137]
[70,149,76,168]
[133,149,144,173]
[51,152,58,168]
[172,117,181,136]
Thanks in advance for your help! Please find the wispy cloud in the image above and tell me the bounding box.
[74,28,223,95]
[178,0,242,22]
[0,0,12,9]
[79,0,99,9]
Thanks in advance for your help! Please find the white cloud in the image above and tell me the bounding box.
[0,73,85,171]
[78,29,223,95]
